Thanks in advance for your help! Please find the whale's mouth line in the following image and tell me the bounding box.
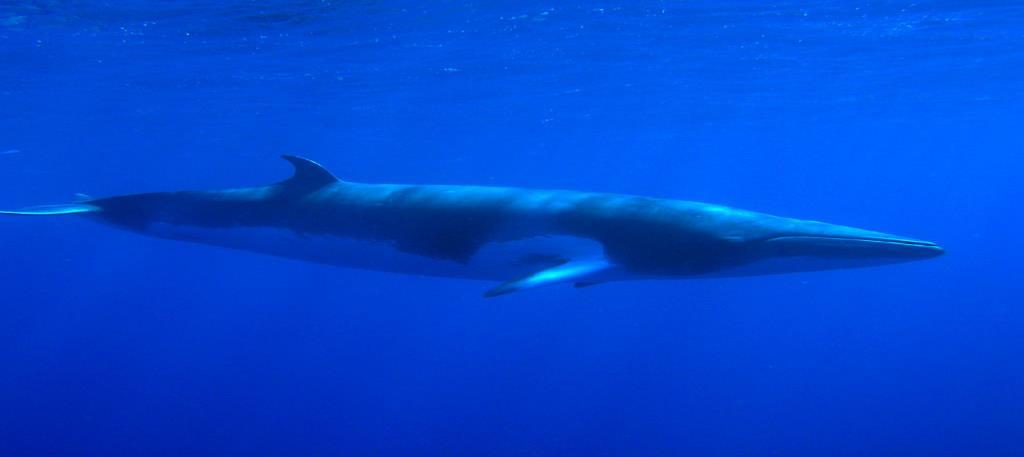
[762,235,945,258]
[765,235,940,248]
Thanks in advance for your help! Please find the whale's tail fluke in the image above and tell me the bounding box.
[0,203,100,216]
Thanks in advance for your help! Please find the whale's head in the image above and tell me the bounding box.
[573,200,943,277]
[724,216,944,276]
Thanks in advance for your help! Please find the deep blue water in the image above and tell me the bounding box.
[1,1,1021,455]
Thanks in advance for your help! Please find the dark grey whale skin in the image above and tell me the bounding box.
[81,156,944,278]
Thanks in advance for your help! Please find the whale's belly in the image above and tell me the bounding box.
[146,223,608,281]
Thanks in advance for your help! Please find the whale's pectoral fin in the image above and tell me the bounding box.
[0,203,99,216]
[484,259,613,297]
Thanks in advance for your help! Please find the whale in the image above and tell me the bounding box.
[1,156,943,296]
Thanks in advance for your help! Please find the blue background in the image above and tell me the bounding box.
[0,2,1020,455]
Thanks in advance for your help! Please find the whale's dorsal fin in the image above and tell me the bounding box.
[279,155,340,190]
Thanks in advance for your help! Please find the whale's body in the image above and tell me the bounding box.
[1,156,943,296]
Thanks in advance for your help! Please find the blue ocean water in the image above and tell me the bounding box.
[0,1,1021,455]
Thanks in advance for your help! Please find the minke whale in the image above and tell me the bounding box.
[1,156,943,296]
